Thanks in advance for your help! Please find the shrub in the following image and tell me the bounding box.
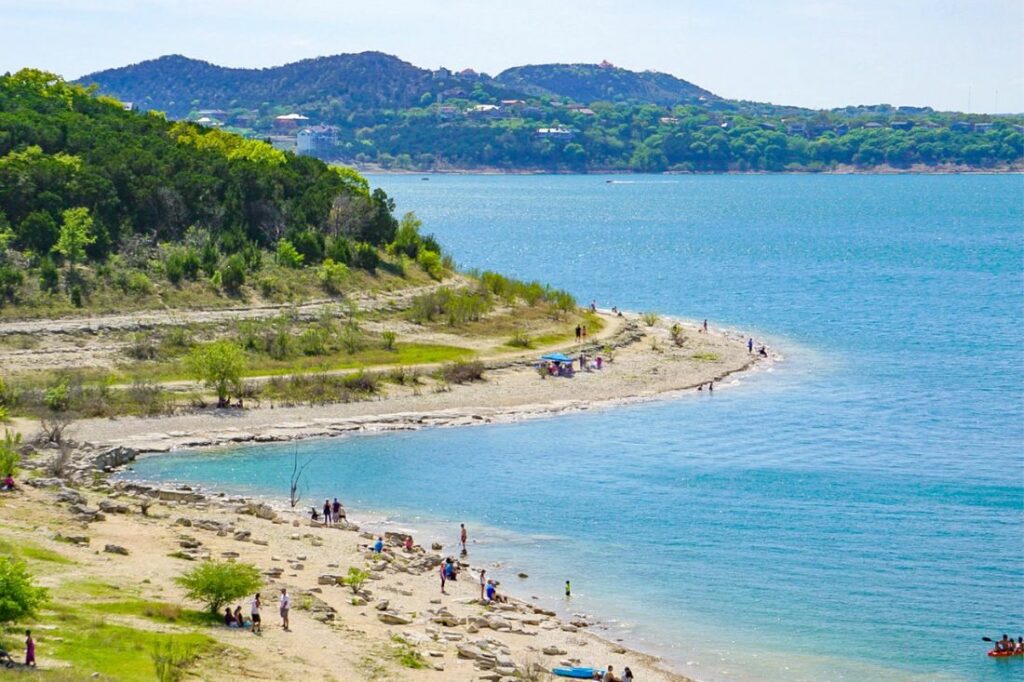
[219,254,246,292]
[126,332,160,360]
[325,235,352,264]
[341,567,370,594]
[317,258,349,294]
[299,327,329,356]
[342,371,380,394]
[165,246,200,284]
[44,379,70,412]
[0,556,48,625]
[380,330,397,350]
[0,264,23,303]
[186,341,246,408]
[641,311,660,326]
[39,258,59,294]
[439,360,485,384]
[174,561,262,614]
[126,271,154,295]
[417,249,444,280]
[507,329,531,348]
[339,327,363,354]
[257,274,290,300]
[289,229,324,264]
[352,242,379,271]
[0,429,21,477]
[69,283,83,307]
[276,239,304,269]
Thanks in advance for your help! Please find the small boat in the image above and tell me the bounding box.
[988,649,1023,658]
[553,667,604,678]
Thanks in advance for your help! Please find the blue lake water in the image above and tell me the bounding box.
[127,175,1024,681]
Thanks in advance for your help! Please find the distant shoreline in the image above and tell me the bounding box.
[353,163,1023,176]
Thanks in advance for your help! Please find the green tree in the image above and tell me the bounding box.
[390,212,423,258]
[0,556,48,625]
[219,254,246,293]
[0,429,21,476]
[52,207,96,266]
[174,561,262,614]
[341,567,371,594]
[186,341,246,408]
[276,239,304,269]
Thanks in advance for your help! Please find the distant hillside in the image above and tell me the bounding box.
[79,52,489,119]
[495,62,716,105]
[75,53,1023,173]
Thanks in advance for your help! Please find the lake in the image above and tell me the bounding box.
[127,174,1024,682]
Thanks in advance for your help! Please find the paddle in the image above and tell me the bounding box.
[983,637,993,642]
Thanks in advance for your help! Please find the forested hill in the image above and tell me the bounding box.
[78,52,495,119]
[76,53,1024,173]
[0,69,462,315]
[494,63,715,105]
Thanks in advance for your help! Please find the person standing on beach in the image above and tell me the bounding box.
[479,569,487,600]
[575,324,582,342]
[24,630,35,667]
[322,499,332,526]
[582,325,588,339]
[331,498,341,523]
[709,381,714,393]
[748,337,753,353]
[279,588,291,632]
[460,523,468,551]
[703,319,708,333]
[439,561,447,594]
[565,580,571,598]
[250,593,262,634]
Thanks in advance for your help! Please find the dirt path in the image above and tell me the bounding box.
[0,276,467,337]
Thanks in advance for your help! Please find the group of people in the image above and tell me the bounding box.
[311,497,345,525]
[993,634,1024,653]
[574,324,590,342]
[224,589,292,635]
[596,665,634,681]
[746,337,768,357]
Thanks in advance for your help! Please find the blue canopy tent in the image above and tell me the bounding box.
[540,353,573,363]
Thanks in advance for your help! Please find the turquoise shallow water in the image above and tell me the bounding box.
[126,175,1024,681]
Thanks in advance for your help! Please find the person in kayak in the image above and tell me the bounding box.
[996,634,1012,652]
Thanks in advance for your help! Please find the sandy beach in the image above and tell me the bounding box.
[3,313,775,680]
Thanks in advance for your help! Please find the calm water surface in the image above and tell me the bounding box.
[127,175,1024,682]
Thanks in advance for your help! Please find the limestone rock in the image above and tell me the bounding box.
[103,544,129,555]
[377,611,412,625]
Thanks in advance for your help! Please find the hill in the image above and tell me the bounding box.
[75,53,1024,173]
[494,61,716,105]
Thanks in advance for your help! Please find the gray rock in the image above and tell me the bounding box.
[103,544,129,555]
[377,611,412,625]
[98,500,130,514]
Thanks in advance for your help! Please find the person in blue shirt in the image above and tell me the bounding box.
[373,537,383,554]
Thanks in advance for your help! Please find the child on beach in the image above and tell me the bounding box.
[479,569,487,600]
[25,630,35,667]
[2,473,16,491]
[440,561,447,594]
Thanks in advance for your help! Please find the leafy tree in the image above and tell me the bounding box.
[53,207,96,266]
[0,428,21,476]
[0,557,47,625]
[186,341,246,408]
[390,212,423,258]
[416,249,444,280]
[175,561,261,614]
[352,242,379,271]
[317,258,349,294]
[276,239,304,268]
[219,254,246,293]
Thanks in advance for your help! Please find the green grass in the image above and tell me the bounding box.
[389,636,428,669]
[86,599,219,627]
[48,620,217,682]
[691,352,721,362]
[0,538,75,565]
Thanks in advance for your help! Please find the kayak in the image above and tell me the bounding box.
[988,649,1023,658]
[553,668,604,679]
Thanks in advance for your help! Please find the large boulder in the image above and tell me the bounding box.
[90,447,138,470]
[377,611,412,625]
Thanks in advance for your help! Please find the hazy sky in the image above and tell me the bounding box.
[1,0,1021,112]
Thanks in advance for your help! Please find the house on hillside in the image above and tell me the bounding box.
[501,99,526,108]
[297,125,340,154]
[863,122,884,129]
[468,104,504,118]
[660,117,680,125]
[890,120,913,131]
[121,101,134,112]
[973,122,994,133]
[196,109,228,121]
[274,113,310,131]
[951,121,972,132]
[534,126,575,141]
[194,116,222,127]
[435,106,460,120]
